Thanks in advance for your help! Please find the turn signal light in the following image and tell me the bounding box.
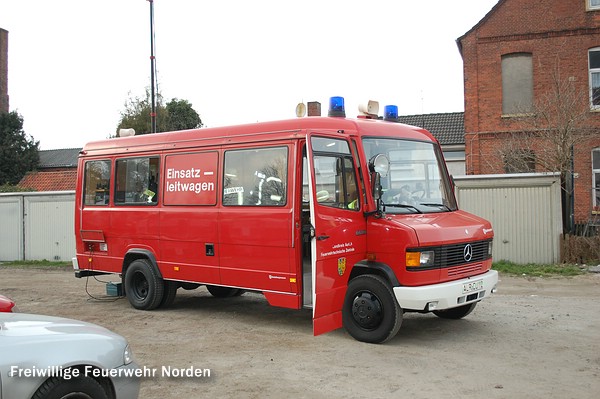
[406,250,435,267]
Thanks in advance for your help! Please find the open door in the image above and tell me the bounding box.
[306,134,367,336]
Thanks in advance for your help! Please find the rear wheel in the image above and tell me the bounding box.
[124,259,164,310]
[433,303,477,319]
[342,274,402,344]
[206,285,242,298]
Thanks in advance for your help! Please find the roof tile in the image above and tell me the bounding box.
[18,169,78,191]
[398,112,464,145]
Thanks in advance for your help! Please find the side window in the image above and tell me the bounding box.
[311,137,359,211]
[83,160,111,206]
[223,147,288,206]
[115,157,160,205]
[590,0,600,10]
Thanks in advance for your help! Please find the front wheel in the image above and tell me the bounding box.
[342,274,402,344]
[32,375,108,399]
[433,303,477,319]
[124,259,164,310]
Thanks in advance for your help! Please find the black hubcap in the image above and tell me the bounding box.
[132,272,149,299]
[351,291,383,330]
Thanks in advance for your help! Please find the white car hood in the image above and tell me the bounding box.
[0,313,116,338]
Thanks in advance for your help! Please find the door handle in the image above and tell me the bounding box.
[317,235,330,241]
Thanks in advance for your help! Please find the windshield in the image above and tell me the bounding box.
[362,137,457,214]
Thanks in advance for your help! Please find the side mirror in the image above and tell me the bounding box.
[368,154,389,213]
[372,172,382,201]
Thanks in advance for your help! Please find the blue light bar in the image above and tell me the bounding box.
[328,96,346,117]
[384,105,399,122]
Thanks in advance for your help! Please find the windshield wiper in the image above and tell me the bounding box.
[383,203,423,214]
[419,203,452,211]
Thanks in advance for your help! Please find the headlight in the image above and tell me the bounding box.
[406,250,435,267]
[123,344,133,365]
[488,241,493,257]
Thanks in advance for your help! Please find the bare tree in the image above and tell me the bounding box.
[500,69,596,233]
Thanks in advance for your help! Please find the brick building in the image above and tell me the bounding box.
[18,148,80,191]
[458,0,600,226]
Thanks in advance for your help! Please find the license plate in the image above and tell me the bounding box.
[462,279,483,294]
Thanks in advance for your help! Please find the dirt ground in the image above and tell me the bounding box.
[1,266,599,399]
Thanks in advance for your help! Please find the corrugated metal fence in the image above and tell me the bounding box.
[0,174,563,264]
[454,173,562,264]
[0,191,75,262]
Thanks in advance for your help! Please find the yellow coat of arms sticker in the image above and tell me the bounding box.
[337,257,346,276]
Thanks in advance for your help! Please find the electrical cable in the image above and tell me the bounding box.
[83,245,124,302]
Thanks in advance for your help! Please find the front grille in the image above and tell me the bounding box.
[407,240,492,272]
[447,262,484,277]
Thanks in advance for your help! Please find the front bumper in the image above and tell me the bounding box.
[393,270,498,311]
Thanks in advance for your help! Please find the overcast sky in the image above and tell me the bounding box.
[0,0,499,150]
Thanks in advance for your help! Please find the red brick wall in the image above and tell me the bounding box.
[459,0,600,223]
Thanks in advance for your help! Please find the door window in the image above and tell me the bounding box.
[311,137,359,210]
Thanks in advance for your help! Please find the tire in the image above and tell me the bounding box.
[158,280,178,308]
[433,303,477,319]
[32,375,108,399]
[206,285,241,298]
[342,274,403,344]
[123,259,164,310]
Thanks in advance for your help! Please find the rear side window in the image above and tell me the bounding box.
[115,157,160,205]
[223,147,288,206]
[83,160,111,206]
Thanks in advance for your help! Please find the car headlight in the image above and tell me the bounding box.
[406,250,435,268]
[488,241,493,257]
[123,344,133,365]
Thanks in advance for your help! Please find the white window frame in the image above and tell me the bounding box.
[592,149,600,212]
[589,0,600,11]
[589,48,600,110]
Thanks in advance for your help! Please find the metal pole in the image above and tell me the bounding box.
[570,145,575,233]
[148,0,156,133]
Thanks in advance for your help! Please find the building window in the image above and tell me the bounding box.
[223,147,288,206]
[501,53,533,115]
[503,149,536,173]
[590,0,600,10]
[589,48,600,109]
[592,149,600,211]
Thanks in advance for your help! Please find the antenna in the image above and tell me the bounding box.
[148,0,157,133]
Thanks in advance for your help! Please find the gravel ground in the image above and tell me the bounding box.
[1,266,599,399]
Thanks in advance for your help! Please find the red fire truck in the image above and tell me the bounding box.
[73,97,497,343]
